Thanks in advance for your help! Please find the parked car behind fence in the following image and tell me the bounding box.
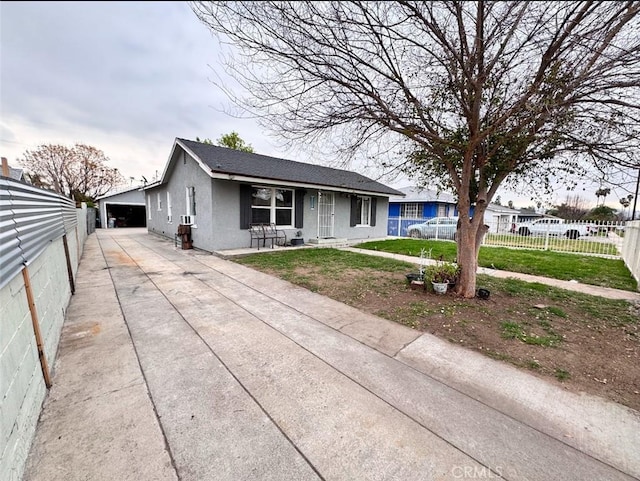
[406,217,459,240]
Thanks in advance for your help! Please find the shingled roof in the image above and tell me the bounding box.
[177,138,403,196]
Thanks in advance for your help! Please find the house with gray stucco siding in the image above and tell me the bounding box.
[144,138,403,252]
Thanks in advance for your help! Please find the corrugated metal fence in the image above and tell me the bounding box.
[0,177,77,290]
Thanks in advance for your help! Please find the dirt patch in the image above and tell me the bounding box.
[259,265,640,412]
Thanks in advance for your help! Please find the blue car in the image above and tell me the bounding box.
[406,217,459,240]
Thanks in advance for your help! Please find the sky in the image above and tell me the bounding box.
[1,1,637,213]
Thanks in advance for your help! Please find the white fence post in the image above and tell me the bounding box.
[621,221,640,288]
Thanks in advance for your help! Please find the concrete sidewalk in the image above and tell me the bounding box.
[23,229,640,481]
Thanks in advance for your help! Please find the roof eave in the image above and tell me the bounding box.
[209,172,400,197]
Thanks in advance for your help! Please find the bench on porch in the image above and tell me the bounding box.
[249,223,287,249]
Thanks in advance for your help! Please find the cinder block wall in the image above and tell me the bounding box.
[0,209,88,481]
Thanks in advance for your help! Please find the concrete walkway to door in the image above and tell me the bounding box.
[23,229,640,481]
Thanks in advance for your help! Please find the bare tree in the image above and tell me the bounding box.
[20,143,124,203]
[546,194,588,220]
[191,1,640,297]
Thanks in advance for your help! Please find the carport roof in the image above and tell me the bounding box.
[96,185,145,200]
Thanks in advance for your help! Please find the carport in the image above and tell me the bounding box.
[96,186,146,228]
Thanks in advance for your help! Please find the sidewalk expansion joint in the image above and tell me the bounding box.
[391,335,421,358]
[106,234,327,481]
[113,233,635,479]
[96,235,182,481]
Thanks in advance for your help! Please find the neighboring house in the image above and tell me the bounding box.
[144,138,403,252]
[388,186,520,235]
[484,203,522,233]
[515,210,546,223]
[96,186,147,228]
[8,167,26,182]
[1,157,26,182]
[389,186,459,220]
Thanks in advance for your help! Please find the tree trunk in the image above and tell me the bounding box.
[455,215,489,298]
[455,220,478,298]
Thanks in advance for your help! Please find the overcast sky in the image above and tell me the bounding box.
[1,1,636,211]
[1,1,286,182]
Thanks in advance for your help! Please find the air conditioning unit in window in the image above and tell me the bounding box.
[180,215,193,225]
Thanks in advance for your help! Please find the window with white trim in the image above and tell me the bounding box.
[157,192,162,211]
[166,191,172,223]
[251,187,293,226]
[401,203,420,218]
[356,196,371,226]
[181,186,196,225]
[187,187,196,216]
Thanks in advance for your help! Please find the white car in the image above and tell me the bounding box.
[511,218,596,239]
[406,217,459,240]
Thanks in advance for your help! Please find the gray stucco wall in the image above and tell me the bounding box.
[210,179,242,250]
[146,150,214,251]
[146,147,390,252]
[208,184,388,250]
[332,194,389,241]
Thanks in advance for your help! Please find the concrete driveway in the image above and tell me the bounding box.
[23,229,640,481]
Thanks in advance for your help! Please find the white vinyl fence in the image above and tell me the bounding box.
[621,221,640,286]
[388,216,626,258]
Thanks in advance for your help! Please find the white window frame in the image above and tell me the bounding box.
[185,186,196,226]
[251,186,294,227]
[147,195,151,220]
[166,191,172,223]
[401,203,420,218]
[157,192,162,211]
[357,196,371,226]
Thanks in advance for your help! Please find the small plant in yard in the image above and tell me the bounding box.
[526,359,541,370]
[555,368,571,381]
[424,259,461,284]
[417,247,431,279]
[501,321,525,340]
[500,321,563,347]
[546,306,567,318]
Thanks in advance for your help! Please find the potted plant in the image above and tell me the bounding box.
[425,260,460,294]
[290,230,304,246]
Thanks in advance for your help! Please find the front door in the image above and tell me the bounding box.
[317,191,335,238]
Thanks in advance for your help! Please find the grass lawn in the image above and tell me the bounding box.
[355,239,637,291]
[234,248,640,411]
